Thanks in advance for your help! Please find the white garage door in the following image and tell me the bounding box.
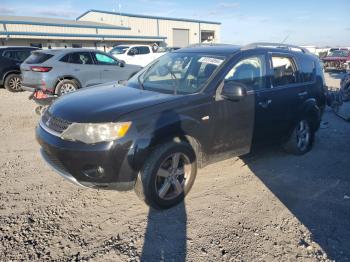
[173,29,189,47]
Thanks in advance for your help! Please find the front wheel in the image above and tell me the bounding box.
[283,119,314,155]
[134,142,197,209]
[4,74,23,92]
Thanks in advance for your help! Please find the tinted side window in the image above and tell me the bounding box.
[137,47,150,55]
[271,56,297,86]
[60,54,70,63]
[2,50,31,62]
[225,55,266,91]
[69,52,93,64]
[25,52,53,64]
[94,53,118,65]
[300,59,316,82]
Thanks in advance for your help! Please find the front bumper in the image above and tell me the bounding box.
[36,124,137,191]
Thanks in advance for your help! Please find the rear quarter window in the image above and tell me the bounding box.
[25,52,53,64]
[299,58,316,82]
[1,50,32,62]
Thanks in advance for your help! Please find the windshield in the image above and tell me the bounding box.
[327,50,349,57]
[110,46,129,55]
[131,52,225,94]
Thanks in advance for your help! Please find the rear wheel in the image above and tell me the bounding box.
[283,119,313,155]
[134,141,197,209]
[343,83,350,101]
[55,79,79,96]
[4,74,23,92]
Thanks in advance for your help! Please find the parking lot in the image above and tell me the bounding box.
[0,73,349,261]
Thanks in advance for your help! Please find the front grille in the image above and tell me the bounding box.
[41,110,72,134]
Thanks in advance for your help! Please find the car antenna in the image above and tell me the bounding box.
[281,34,290,44]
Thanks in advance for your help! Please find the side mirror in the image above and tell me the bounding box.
[221,81,247,101]
[118,60,125,67]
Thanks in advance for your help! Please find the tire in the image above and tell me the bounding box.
[55,79,79,96]
[343,83,350,102]
[283,119,314,155]
[4,73,23,92]
[134,141,197,209]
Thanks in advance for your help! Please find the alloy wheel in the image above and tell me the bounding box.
[296,120,310,151]
[155,152,192,201]
[60,83,77,94]
[8,76,22,91]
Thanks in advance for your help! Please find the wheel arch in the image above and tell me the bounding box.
[3,70,21,83]
[298,98,321,132]
[131,116,205,172]
[54,76,82,94]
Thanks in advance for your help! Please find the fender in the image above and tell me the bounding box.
[2,69,21,83]
[298,98,321,130]
[130,112,204,172]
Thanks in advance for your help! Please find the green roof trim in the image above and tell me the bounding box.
[0,31,167,40]
[77,9,221,25]
[0,20,131,30]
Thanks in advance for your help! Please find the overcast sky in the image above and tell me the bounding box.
[0,0,349,46]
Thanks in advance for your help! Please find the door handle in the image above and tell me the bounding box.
[258,99,272,109]
[73,69,80,72]
[298,91,308,97]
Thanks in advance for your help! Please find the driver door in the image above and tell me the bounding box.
[93,52,130,83]
[206,52,268,162]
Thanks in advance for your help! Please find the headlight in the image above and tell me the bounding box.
[61,122,131,144]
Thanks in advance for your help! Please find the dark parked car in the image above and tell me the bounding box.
[0,46,38,92]
[37,43,326,209]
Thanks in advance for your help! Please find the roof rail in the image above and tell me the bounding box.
[242,42,310,53]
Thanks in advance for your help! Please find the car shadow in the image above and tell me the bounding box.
[140,109,189,261]
[141,203,187,261]
[240,143,350,261]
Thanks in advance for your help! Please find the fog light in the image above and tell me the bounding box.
[82,166,105,179]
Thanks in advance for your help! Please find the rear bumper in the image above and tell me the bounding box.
[36,124,137,191]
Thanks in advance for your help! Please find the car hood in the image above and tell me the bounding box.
[49,84,178,123]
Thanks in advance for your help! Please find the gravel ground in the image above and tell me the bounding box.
[0,73,349,261]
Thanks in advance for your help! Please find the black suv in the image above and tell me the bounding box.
[0,46,38,92]
[37,43,326,209]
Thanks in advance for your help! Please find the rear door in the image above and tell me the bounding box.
[93,52,131,83]
[253,53,304,143]
[64,52,100,87]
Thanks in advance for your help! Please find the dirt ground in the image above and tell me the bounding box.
[0,73,349,262]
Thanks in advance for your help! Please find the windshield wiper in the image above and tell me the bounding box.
[138,60,160,90]
[163,66,179,95]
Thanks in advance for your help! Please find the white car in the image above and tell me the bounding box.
[109,45,166,67]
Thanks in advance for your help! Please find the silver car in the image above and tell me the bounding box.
[21,48,142,95]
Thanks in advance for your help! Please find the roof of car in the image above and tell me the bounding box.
[34,48,105,55]
[175,44,241,55]
[0,46,38,49]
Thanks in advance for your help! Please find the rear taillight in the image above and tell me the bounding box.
[30,66,52,72]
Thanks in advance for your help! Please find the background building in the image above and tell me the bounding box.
[0,9,221,51]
